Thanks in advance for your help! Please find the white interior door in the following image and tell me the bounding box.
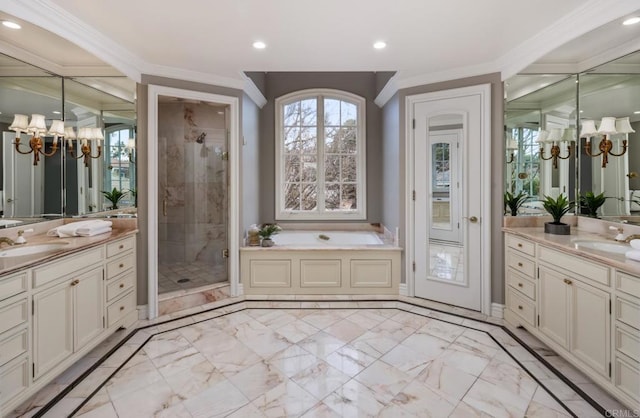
[412,90,486,312]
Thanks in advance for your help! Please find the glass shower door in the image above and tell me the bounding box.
[157,96,229,294]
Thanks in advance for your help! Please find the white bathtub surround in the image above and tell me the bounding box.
[10,297,627,418]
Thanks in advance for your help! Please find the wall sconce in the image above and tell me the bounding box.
[580,117,634,168]
[67,127,103,167]
[538,128,572,169]
[506,138,518,163]
[126,138,135,163]
[9,114,63,165]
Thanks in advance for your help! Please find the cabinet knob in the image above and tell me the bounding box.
[517,305,523,310]
[119,244,124,249]
[517,243,523,248]
[563,278,573,285]
[70,279,80,286]
[119,263,124,268]
[518,283,523,288]
[119,306,125,311]
[517,262,523,267]
[119,283,125,288]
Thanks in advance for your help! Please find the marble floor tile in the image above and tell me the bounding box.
[12,305,625,418]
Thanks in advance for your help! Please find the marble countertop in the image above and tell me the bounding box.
[503,226,640,276]
[0,228,138,276]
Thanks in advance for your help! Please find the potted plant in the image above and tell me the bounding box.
[579,191,607,218]
[504,191,528,216]
[101,187,126,210]
[259,224,281,247]
[542,194,573,235]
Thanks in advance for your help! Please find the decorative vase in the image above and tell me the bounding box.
[261,237,274,247]
[544,222,570,235]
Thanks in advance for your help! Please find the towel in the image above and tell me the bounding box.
[47,220,113,237]
[625,250,640,261]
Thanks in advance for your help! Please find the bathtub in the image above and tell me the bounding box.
[240,229,401,295]
[272,230,384,246]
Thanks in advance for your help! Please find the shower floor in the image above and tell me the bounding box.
[158,261,227,294]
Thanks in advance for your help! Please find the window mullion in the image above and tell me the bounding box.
[317,95,325,212]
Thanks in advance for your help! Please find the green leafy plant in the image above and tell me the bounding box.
[128,188,137,207]
[579,191,607,218]
[542,194,573,224]
[101,187,126,210]
[504,191,528,216]
[259,223,282,239]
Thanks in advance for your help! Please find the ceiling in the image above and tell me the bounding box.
[0,0,639,99]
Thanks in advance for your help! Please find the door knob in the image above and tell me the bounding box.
[468,216,478,223]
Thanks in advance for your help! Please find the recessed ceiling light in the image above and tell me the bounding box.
[2,20,21,30]
[623,17,640,25]
[634,111,640,114]
[252,41,266,49]
[373,41,386,50]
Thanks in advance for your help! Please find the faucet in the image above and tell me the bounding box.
[624,234,640,243]
[0,237,15,247]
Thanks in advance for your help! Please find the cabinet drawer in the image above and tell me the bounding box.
[106,272,135,302]
[616,272,640,299]
[0,355,29,406]
[505,234,535,257]
[538,245,609,286]
[32,246,104,289]
[106,253,135,280]
[507,269,536,300]
[615,325,640,362]
[507,288,536,327]
[106,236,135,259]
[506,250,535,278]
[614,354,640,403]
[107,291,135,328]
[0,272,27,302]
[616,297,640,330]
[0,296,27,335]
[0,327,27,367]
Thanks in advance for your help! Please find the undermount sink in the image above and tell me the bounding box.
[0,242,69,258]
[573,240,630,255]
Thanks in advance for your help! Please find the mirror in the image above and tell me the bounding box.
[504,49,640,221]
[0,53,136,226]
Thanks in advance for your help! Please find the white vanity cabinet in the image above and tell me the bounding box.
[504,231,639,409]
[0,233,137,417]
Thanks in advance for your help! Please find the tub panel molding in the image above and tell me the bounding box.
[249,260,292,288]
[300,260,342,288]
[350,259,392,288]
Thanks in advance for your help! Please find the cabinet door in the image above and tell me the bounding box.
[33,281,73,379]
[539,266,570,348]
[74,267,104,351]
[571,279,610,377]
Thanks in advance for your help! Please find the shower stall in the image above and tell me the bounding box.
[156,96,229,294]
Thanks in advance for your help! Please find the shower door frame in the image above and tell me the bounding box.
[147,85,240,319]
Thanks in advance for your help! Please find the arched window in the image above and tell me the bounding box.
[275,89,366,220]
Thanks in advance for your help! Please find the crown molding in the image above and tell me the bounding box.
[240,73,267,108]
[498,0,640,81]
[2,0,144,82]
[141,63,245,90]
[374,74,398,107]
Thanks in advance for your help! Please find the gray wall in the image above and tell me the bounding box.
[381,93,400,236]
[384,73,504,304]
[136,75,244,305]
[242,92,261,230]
[628,121,640,190]
[258,72,383,223]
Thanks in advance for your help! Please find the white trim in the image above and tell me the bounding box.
[241,73,268,109]
[491,303,506,319]
[274,89,367,221]
[398,283,408,297]
[374,75,399,108]
[147,85,240,319]
[405,84,492,315]
[142,63,245,90]
[137,305,149,320]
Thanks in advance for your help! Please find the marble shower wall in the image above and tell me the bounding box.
[158,101,228,275]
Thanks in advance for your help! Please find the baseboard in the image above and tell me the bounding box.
[398,283,408,296]
[137,304,148,320]
[236,283,244,296]
[491,302,505,319]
